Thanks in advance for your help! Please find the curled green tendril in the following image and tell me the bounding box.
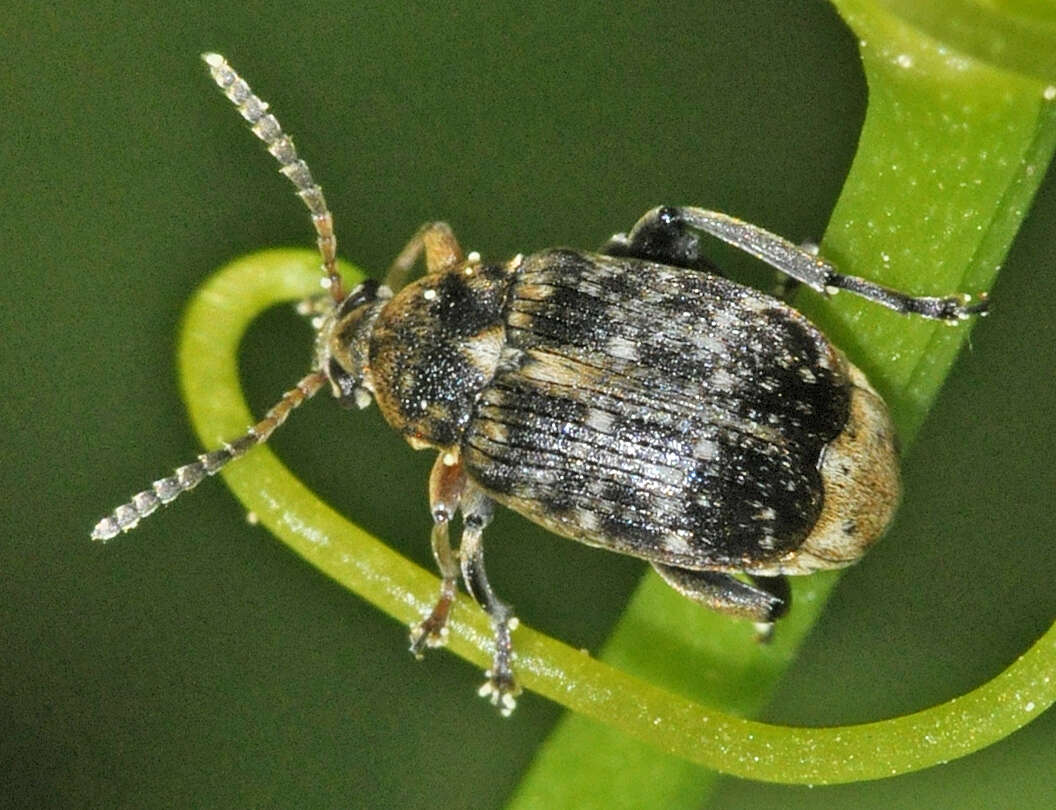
[177,1,1056,797]
[512,2,1056,802]
[179,249,1054,786]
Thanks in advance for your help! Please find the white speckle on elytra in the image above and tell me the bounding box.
[606,335,639,361]
[693,436,717,460]
[585,408,615,434]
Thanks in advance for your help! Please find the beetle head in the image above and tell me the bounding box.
[318,278,392,409]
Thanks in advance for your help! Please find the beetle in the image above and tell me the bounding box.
[93,54,987,714]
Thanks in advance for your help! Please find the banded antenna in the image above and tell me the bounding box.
[92,54,340,541]
[202,52,345,301]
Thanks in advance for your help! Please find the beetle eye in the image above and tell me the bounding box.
[337,279,381,318]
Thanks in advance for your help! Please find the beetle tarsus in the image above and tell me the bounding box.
[409,611,451,657]
[478,611,520,717]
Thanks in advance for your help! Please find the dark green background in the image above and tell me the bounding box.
[3,2,1053,808]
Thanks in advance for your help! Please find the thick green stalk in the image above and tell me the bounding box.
[508,1,1056,806]
[177,2,1056,803]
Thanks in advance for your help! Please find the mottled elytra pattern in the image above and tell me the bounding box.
[462,249,851,569]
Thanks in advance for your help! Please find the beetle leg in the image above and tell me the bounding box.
[770,241,818,301]
[384,222,464,292]
[458,485,521,715]
[746,574,791,619]
[600,208,719,274]
[623,206,988,321]
[651,563,791,634]
[745,574,793,641]
[410,453,466,657]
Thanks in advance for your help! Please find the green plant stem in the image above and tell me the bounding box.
[175,2,1056,802]
[509,0,1056,805]
[873,0,1056,83]
[180,240,1053,791]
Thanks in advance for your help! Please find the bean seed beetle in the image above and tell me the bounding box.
[93,54,988,715]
